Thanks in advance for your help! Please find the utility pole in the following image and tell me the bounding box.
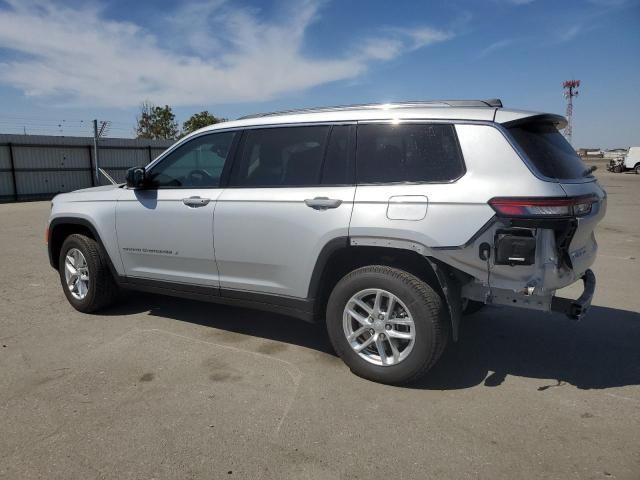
[562,80,580,147]
[93,119,99,184]
[93,119,111,184]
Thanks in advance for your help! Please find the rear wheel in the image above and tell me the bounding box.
[58,234,118,312]
[635,163,640,175]
[326,266,448,385]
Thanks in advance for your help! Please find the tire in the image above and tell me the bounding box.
[326,265,448,385]
[635,164,640,175]
[613,165,623,173]
[463,299,485,316]
[58,234,118,313]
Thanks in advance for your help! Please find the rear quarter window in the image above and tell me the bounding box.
[356,123,465,184]
[508,123,591,180]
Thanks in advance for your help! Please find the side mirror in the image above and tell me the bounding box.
[126,167,146,188]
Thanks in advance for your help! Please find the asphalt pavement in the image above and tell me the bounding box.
[1,170,638,479]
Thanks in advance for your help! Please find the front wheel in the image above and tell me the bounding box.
[635,164,640,175]
[326,266,448,385]
[58,234,118,312]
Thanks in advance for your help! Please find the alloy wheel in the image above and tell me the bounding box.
[64,248,90,300]
[342,288,416,366]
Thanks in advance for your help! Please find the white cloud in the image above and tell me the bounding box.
[557,25,582,42]
[390,26,455,50]
[477,39,516,58]
[0,0,454,107]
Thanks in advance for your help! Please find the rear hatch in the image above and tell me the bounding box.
[505,119,606,278]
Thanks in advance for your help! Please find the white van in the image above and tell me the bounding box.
[624,147,640,174]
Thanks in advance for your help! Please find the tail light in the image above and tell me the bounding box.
[489,195,598,218]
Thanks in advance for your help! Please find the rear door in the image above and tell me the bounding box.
[349,122,470,248]
[507,122,607,275]
[213,124,356,298]
[116,131,238,286]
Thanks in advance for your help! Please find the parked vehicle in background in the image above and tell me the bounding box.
[46,99,606,385]
[624,147,640,174]
[607,157,626,173]
[606,147,640,174]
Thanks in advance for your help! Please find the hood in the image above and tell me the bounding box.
[52,184,123,203]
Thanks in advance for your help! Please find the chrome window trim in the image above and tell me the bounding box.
[145,121,357,172]
[145,118,594,186]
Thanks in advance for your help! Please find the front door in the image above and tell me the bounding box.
[214,124,356,298]
[116,131,238,286]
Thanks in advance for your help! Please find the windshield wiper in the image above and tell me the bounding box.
[582,165,597,177]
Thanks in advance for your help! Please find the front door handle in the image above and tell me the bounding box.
[183,196,210,207]
[304,197,342,210]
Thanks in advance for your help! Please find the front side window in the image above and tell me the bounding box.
[146,131,237,188]
[356,123,465,184]
[230,126,330,187]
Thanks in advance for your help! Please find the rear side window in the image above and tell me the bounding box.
[230,126,330,187]
[356,123,465,184]
[508,123,590,180]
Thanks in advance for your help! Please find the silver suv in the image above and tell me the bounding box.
[47,99,606,385]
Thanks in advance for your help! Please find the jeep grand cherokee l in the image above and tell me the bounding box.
[47,99,606,385]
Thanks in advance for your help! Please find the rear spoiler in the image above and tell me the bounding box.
[501,113,568,130]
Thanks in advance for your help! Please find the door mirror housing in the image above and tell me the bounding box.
[126,167,146,188]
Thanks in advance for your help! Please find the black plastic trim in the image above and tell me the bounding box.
[502,113,568,130]
[219,288,313,318]
[306,236,350,299]
[118,276,314,322]
[48,217,120,278]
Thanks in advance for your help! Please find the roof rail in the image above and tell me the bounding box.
[237,99,503,120]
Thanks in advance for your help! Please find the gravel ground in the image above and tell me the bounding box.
[0,170,638,480]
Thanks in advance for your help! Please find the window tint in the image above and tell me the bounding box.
[147,132,237,188]
[508,123,590,180]
[356,124,464,184]
[321,125,353,185]
[230,126,330,187]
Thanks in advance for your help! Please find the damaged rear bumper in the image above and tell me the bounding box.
[550,269,596,320]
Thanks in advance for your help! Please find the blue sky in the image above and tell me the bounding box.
[0,0,638,147]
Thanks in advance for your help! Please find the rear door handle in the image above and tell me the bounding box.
[304,197,342,210]
[183,196,210,207]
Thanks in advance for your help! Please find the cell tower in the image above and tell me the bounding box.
[562,79,580,146]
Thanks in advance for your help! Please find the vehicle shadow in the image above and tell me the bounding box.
[420,304,640,391]
[104,294,640,390]
[105,292,335,355]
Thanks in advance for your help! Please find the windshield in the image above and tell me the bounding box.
[508,123,592,180]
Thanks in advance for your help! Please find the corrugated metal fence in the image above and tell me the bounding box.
[0,134,174,202]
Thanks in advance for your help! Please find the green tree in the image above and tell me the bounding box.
[135,101,179,140]
[182,110,225,136]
